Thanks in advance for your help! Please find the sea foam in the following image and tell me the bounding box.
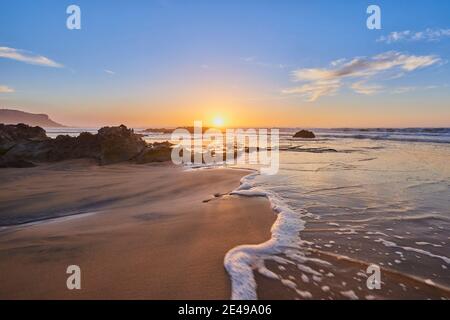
[224,172,307,300]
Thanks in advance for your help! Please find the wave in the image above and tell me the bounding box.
[374,238,450,265]
[224,172,307,300]
[325,128,450,134]
[318,133,450,144]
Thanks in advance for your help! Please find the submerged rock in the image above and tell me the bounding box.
[293,129,315,138]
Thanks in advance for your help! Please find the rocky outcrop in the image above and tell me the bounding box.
[0,124,172,167]
[0,123,48,150]
[293,129,315,138]
[144,128,174,134]
[0,123,48,141]
[135,141,173,163]
[97,125,146,164]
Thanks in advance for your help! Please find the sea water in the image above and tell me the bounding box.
[226,128,450,299]
[44,127,450,299]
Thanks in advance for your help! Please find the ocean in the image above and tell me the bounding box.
[44,127,450,299]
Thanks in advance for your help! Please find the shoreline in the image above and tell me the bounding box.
[0,160,276,299]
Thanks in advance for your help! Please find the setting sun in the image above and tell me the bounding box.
[212,116,225,127]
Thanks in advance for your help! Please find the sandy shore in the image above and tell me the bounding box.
[0,160,275,299]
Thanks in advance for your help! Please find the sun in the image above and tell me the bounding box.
[212,116,225,127]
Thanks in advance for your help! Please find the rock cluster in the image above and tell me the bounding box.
[0,124,173,168]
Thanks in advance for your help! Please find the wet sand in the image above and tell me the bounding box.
[255,252,450,300]
[0,160,275,299]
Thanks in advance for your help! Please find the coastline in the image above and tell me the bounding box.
[0,160,275,299]
[2,131,449,299]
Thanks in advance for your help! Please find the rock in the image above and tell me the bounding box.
[144,128,174,134]
[0,123,48,150]
[135,141,173,163]
[0,124,148,166]
[0,124,50,164]
[293,129,315,138]
[97,125,146,165]
[45,133,100,162]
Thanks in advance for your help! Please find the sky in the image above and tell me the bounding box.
[0,0,449,128]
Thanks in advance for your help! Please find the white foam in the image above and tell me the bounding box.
[281,278,297,290]
[375,238,450,265]
[340,290,359,300]
[321,285,330,292]
[256,260,279,280]
[301,274,310,283]
[296,289,313,299]
[415,241,442,248]
[224,172,307,300]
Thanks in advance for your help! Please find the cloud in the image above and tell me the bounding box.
[377,28,450,43]
[0,85,14,93]
[390,84,448,95]
[330,58,347,67]
[104,69,115,75]
[282,80,340,102]
[283,51,441,101]
[0,46,63,67]
[351,81,382,95]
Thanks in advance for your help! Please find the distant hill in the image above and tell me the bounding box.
[0,109,64,127]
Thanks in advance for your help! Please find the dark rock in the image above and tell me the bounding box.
[135,141,173,163]
[0,124,148,166]
[0,123,48,149]
[293,130,316,138]
[144,128,174,134]
[97,125,146,165]
[0,124,50,164]
[45,133,100,162]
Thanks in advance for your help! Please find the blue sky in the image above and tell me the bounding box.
[0,0,449,127]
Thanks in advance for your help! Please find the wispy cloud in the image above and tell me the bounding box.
[282,80,340,101]
[377,28,450,44]
[283,51,441,101]
[104,69,115,75]
[350,81,382,95]
[330,58,347,67]
[0,46,63,67]
[390,84,448,95]
[0,85,14,93]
